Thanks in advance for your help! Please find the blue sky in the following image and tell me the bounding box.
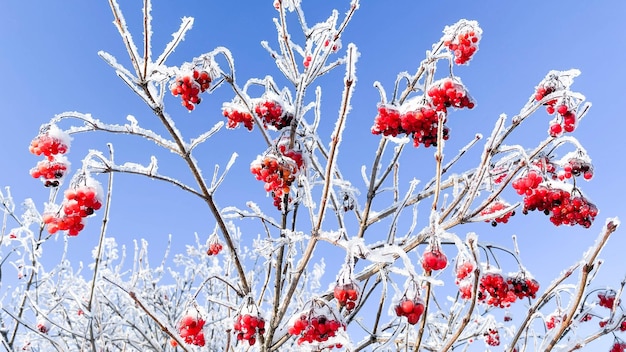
[1,1,626,349]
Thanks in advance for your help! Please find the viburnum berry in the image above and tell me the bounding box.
[171,69,212,111]
[534,83,558,112]
[421,246,448,272]
[30,156,70,187]
[520,184,597,228]
[371,104,403,137]
[458,282,473,300]
[206,234,223,256]
[371,101,449,148]
[611,339,626,352]
[512,170,544,196]
[36,318,50,334]
[479,199,515,226]
[548,105,577,137]
[478,271,517,308]
[254,97,293,130]
[43,178,103,236]
[223,104,254,130]
[545,313,563,330]
[394,296,425,325]
[427,78,475,113]
[506,274,539,300]
[250,142,304,210]
[443,20,481,65]
[558,155,594,181]
[29,125,71,161]
[287,310,345,349]
[323,38,341,53]
[598,290,619,309]
[483,328,500,346]
[403,104,448,148]
[445,30,481,65]
[303,55,312,68]
[334,281,359,311]
[233,313,265,346]
[455,260,475,282]
[177,310,206,346]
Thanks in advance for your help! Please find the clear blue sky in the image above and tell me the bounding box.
[1,1,625,349]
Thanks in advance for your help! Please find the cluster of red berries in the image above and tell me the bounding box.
[43,184,103,236]
[30,157,69,187]
[371,78,473,147]
[333,281,359,311]
[170,69,211,111]
[29,127,70,160]
[427,78,475,113]
[288,313,345,348]
[177,313,206,346]
[371,105,403,137]
[445,30,480,65]
[548,104,577,137]
[598,291,619,309]
[535,84,557,110]
[303,55,312,68]
[534,83,580,137]
[483,328,500,346]
[207,241,223,256]
[611,340,626,352]
[30,126,72,188]
[512,171,597,228]
[254,99,293,130]
[512,170,544,195]
[479,200,515,226]
[507,275,540,300]
[223,104,254,130]
[476,272,518,308]
[394,296,425,325]
[371,104,448,148]
[233,313,266,346]
[421,247,448,272]
[523,185,596,227]
[546,313,563,330]
[468,272,539,308]
[323,39,341,53]
[250,144,304,209]
[558,157,594,181]
[404,105,449,148]
[455,260,475,282]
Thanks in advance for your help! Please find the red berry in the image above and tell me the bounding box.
[171,69,211,111]
[233,313,265,346]
[394,296,425,325]
[421,247,448,272]
[333,281,360,311]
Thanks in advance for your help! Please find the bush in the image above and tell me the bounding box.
[1,1,622,351]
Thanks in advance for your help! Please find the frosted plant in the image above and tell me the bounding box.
[0,1,622,351]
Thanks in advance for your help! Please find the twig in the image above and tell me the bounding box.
[86,144,115,352]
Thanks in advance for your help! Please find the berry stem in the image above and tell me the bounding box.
[431,112,446,211]
[413,271,431,352]
[544,220,619,351]
[142,0,150,81]
[439,239,481,352]
[86,144,115,350]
